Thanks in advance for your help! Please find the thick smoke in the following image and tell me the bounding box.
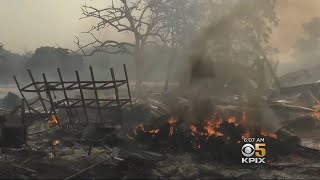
[175,1,281,131]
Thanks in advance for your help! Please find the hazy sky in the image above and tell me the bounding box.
[1,0,320,59]
[0,0,119,54]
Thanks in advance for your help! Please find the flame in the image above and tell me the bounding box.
[190,124,197,135]
[52,139,60,146]
[215,118,223,128]
[228,116,236,124]
[134,124,160,137]
[242,131,250,139]
[168,116,177,124]
[204,120,223,140]
[312,111,320,127]
[128,111,281,148]
[48,115,58,125]
[312,111,320,119]
[168,116,177,136]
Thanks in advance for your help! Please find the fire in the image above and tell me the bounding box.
[214,118,223,128]
[128,110,281,151]
[168,116,177,136]
[48,115,58,125]
[228,116,236,124]
[204,120,223,140]
[134,124,160,137]
[190,124,197,135]
[242,131,250,139]
[312,111,320,126]
[313,112,320,119]
[52,139,60,146]
[168,116,177,124]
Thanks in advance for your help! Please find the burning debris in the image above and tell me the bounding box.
[125,105,285,163]
[0,63,320,179]
[47,115,58,126]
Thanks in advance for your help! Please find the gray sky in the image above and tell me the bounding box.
[1,0,320,60]
[0,0,112,54]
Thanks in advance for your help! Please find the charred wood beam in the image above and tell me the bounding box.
[110,68,122,126]
[43,73,60,126]
[13,76,32,113]
[90,66,103,123]
[75,71,89,124]
[29,107,42,114]
[13,164,37,174]
[57,68,75,127]
[20,80,127,92]
[20,83,127,92]
[123,64,133,110]
[65,82,79,89]
[270,104,316,113]
[27,70,48,113]
[120,149,166,163]
[99,82,113,88]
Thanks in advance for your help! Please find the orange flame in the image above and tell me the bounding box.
[168,116,177,124]
[228,116,236,123]
[312,111,320,127]
[312,111,320,119]
[242,131,250,139]
[168,116,177,136]
[190,124,197,134]
[52,139,60,146]
[204,120,223,140]
[48,115,58,125]
[134,124,160,137]
[129,111,281,146]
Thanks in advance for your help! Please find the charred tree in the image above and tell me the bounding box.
[73,0,175,93]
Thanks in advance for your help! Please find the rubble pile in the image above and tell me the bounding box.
[1,64,320,179]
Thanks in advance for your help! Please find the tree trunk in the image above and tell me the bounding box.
[164,52,176,93]
[134,49,144,95]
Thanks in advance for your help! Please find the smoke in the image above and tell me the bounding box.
[271,0,320,53]
[271,0,320,74]
[175,0,282,131]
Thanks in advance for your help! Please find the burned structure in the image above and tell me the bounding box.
[13,64,132,130]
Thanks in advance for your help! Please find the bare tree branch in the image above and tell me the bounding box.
[73,0,174,57]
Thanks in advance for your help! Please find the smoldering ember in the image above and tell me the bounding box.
[2,0,320,179]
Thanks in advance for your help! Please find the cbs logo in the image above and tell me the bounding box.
[241,143,266,157]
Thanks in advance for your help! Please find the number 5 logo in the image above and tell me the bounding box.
[255,143,266,157]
